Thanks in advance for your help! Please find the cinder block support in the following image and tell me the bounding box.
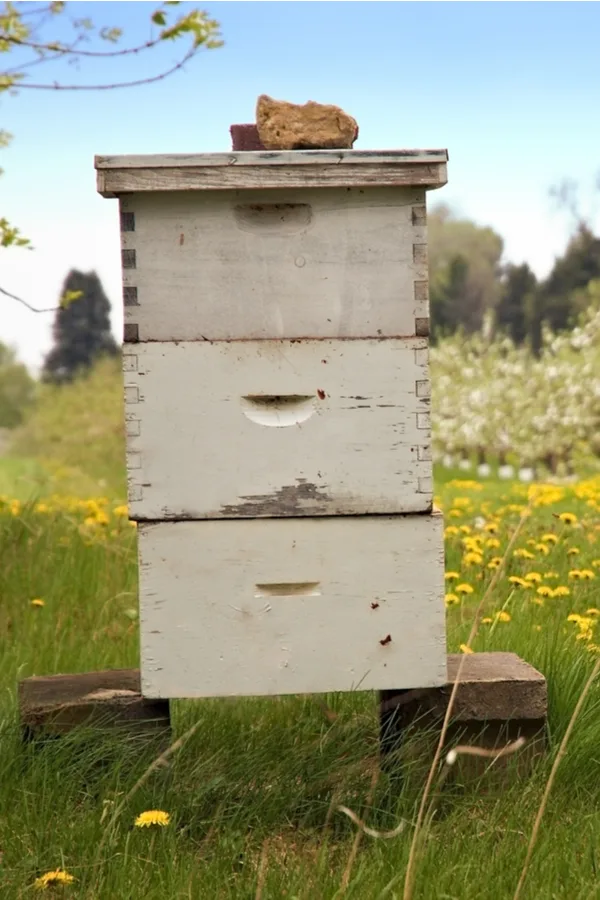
[18,668,170,743]
[379,652,547,780]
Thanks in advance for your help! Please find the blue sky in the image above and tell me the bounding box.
[2,1,600,371]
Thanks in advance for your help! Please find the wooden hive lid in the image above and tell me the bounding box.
[95,149,448,197]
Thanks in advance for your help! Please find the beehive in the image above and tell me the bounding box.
[96,149,449,699]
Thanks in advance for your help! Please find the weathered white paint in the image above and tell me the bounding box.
[95,149,448,196]
[123,338,432,519]
[138,512,447,698]
[119,187,429,342]
[96,149,449,168]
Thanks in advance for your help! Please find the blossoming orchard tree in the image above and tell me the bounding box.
[0,0,222,311]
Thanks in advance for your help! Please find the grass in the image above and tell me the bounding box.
[1,472,600,898]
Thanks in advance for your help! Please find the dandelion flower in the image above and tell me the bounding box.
[488,557,502,569]
[459,525,472,535]
[455,583,474,595]
[592,560,600,569]
[444,572,460,581]
[535,543,550,555]
[34,869,75,890]
[552,586,570,597]
[508,576,529,587]
[444,526,459,537]
[558,512,578,525]
[541,534,559,544]
[579,570,596,580]
[483,522,499,534]
[444,593,460,606]
[486,538,501,549]
[482,617,493,624]
[567,547,580,557]
[448,509,463,519]
[537,586,553,597]
[113,505,129,517]
[31,598,45,608]
[569,570,583,580]
[514,548,535,560]
[495,610,511,623]
[134,809,170,828]
[459,644,474,654]
[544,571,560,580]
[586,608,600,617]
[463,551,483,566]
[524,572,542,584]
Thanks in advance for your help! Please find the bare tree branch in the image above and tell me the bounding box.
[0,284,60,313]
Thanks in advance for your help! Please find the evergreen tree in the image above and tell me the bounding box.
[496,263,538,345]
[42,270,119,384]
[537,224,600,333]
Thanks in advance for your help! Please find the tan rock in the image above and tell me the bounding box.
[256,94,358,151]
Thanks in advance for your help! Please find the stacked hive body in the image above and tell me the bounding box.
[96,149,449,699]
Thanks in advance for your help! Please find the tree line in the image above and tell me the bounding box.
[429,201,600,352]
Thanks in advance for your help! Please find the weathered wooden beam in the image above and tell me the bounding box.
[18,668,170,742]
[379,652,547,781]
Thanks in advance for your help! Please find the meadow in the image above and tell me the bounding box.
[1,362,600,898]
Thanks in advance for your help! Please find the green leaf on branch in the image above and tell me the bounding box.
[152,10,167,26]
[0,218,31,249]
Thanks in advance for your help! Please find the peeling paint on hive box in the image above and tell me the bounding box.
[122,338,433,520]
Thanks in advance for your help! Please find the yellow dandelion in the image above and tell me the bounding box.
[30,598,45,608]
[524,572,542,584]
[482,617,493,624]
[459,525,472,535]
[129,520,138,529]
[544,571,560,580]
[35,502,50,514]
[448,509,463,518]
[552,586,570,597]
[495,610,511,623]
[558,512,577,525]
[586,608,600,617]
[579,570,596,580]
[444,593,460,606]
[531,597,544,606]
[569,570,583,580]
[514,548,535,560]
[455,583,474,595]
[444,526,459,537]
[541,534,559,544]
[459,644,474,654]
[488,557,502,569]
[535,543,550,555]
[483,522,499,533]
[526,538,538,547]
[113,505,129,517]
[567,547,580,557]
[537,586,553,597]
[34,869,75,890]
[485,537,501,549]
[592,560,600,569]
[134,809,170,828]
[586,644,600,654]
[444,572,460,581]
[508,576,529,587]
[452,497,472,508]
[463,551,483,566]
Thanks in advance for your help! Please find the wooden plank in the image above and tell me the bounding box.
[98,161,447,196]
[122,338,433,520]
[18,669,170,738]
[138,513,447,698]
[95,149,449,168]
[118,187,429,342]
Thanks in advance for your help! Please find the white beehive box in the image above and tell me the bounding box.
[96,149,448,698]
